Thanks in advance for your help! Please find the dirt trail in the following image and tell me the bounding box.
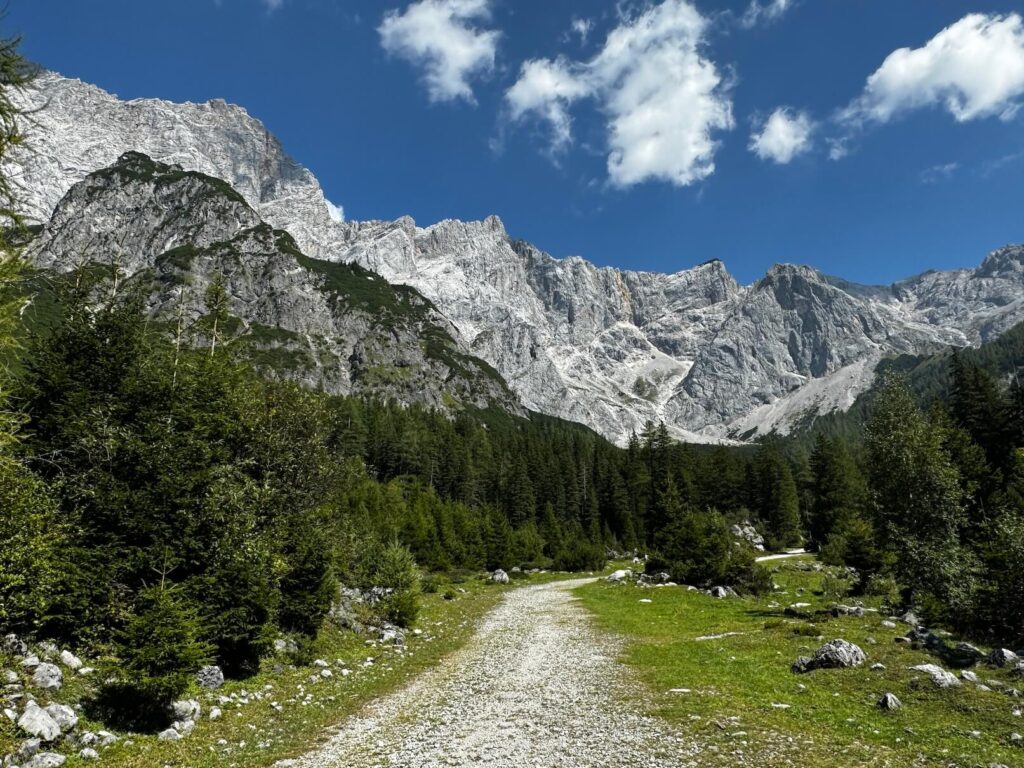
[294,579,699,768]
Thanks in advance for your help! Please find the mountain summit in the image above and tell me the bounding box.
[10,72,1024,443]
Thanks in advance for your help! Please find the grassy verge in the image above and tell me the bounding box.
[577,558,1024,767]
[1,577,511,768]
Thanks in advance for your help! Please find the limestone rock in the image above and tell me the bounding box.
[31,663,62,692]
[792,640,866,674]
[911,663,961,688]
[18,701,61,742]
[878,693,902,710]
[196,665,224,690]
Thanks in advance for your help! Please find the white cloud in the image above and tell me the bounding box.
[919,162,959,184]
[325,200,345,223]
[839,13,1024,128]
[740,0,795,29]
[506,58,590,152]
[749,107,814,163]
[505,0,734,188]
[379,0,499,103]
[568,17,593,44]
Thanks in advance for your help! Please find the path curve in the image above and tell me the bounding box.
[294,579,699,768]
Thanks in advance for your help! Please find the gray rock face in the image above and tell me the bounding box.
[26,152,521,416]
[10,72,1024,443]
[793,640,866,673]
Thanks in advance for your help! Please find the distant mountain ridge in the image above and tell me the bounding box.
[8,71,1024,443]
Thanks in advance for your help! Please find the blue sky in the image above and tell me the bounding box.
[9,0,1024,284]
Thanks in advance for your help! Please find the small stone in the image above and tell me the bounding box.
[871,663,886,671]
[3,633,29,656]
[79,748,100,760]
[44,703,78,732]
[878,693,902,711]
[491,569,510,584]
[880,620,896,629]
[157,728,182,741]
[24,752,66,768]
[911,663,961,688]
[196,665,224,690]
[169,699,200,722]
[210,706,222,721]
[58,650,82,671]
[31,663,62,692]
[990,649,1020,668]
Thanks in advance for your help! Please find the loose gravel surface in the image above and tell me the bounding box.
[294,579,699,768]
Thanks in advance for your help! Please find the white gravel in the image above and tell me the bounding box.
[295,579,700,767]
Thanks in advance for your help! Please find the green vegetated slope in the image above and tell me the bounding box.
[578,559,1024,768]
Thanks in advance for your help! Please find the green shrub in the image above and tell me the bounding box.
[366,543,421,628]
[93,585,211,731]
[649,508,770,594]
[552,539,606,572]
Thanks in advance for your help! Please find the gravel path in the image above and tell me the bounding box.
[294,579,700,768]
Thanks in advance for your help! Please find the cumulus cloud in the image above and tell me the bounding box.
[749,107,814,163]
[264,0,284,9]
[325,200,345,223]
[506,58,590,152]
[379,0,499,103]
[838,13,1024,128]
[740,0,795,29]
[505,0,734,188]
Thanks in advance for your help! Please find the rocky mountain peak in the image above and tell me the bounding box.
[10,72,1024,443]
[976,245,1024,279]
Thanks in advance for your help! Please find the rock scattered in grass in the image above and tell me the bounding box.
[911,663,961,688]
[792,640,866,674]
[878,693,902,711]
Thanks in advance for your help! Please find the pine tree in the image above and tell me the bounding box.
[97,583,212,731]
[867,375,972,615]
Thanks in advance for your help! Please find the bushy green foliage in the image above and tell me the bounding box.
[0,461,65,631]
[363,542,421,627]
[649,508,770,594]
[93,584,212,731]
